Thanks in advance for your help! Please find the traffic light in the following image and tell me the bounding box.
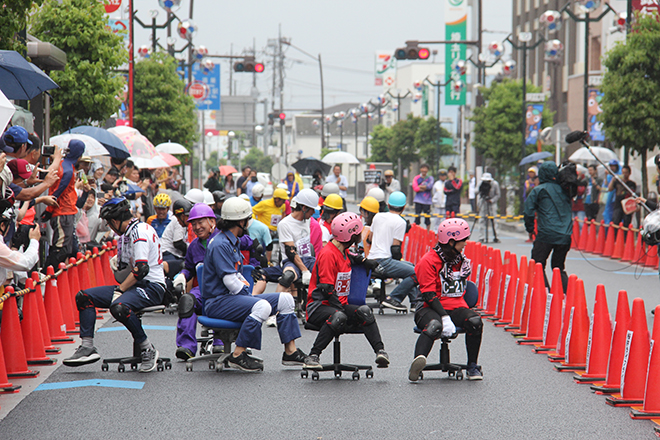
[394,41,431,60]
[233,56,265,72]
[278,112,286,125]
[268,112,276,125]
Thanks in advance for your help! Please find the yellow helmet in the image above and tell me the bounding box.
[273,188,288,200]
[322,193,343,211]
[359,196,380,214]
[153,193,172,209]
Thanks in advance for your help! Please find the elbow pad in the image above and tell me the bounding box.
[312,283,334,301]
[173,239,188,255]
[223,272,249,295]
[284,244,298,262]
[132,261,150,281]
[390,245,402,261]
[421,291,436,303]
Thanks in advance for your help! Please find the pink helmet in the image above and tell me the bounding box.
[331,212,364,243]
[188,203,216,222]
[437,218,470,244]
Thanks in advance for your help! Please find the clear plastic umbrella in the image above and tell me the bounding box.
[0,89,15,132]
[322,151,360,164]
[568,146,618,165]
[50,133,109,156]
[155,142,189,155]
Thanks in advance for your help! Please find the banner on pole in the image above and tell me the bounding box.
[375,52,396,87]
[525,103,543,145]
[445,0,467,106]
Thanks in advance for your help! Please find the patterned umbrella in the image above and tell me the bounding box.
[113,130,159,159]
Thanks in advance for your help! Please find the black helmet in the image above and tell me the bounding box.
[172,198,193,216]
[100,197,131,221]
[212,190,227,204]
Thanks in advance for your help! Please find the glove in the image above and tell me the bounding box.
[301,270,311,286]
[110,255,118,271]
[421,291,436,303]
[348,253,365,266]
[441,315,456,337]
[363,259,379,271]
[251,266,266,282]
[112,286,124,303]
[173,273,186,293]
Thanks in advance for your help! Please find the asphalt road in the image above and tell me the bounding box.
[0,229,658,439]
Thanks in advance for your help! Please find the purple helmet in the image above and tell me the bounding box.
[437,218,470,244]
[331,212,363,243]
[188,203,216,222]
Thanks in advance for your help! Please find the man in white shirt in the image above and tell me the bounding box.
[381,169,401,203]
[160,198,192,275]
[431,169,447,230]
[367,191,418,312]
[325,165,348,199]
[468,170,477,213]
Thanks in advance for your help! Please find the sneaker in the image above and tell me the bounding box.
[381,297,407,312]
[303,354,322,370]
[282,348,307,366]
[408,355,427,381]
[175,347,194,360]
[139,345,159,373]
[375,350,390,368]
[227,351,263,372]
[266,315,277,327]
[212,344,225,354]
[466,363,483,380]
[63,345,101,367]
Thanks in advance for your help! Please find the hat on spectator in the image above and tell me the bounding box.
[3,126,32,146]
[7,159,32,180]
[384,169,394,177]
[78,156,93,163]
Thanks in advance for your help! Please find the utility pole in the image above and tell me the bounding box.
[279,25,285,165]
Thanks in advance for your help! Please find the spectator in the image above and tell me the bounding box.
[109,157,127,176]
[468,170,477,213]
[584,164,602,221]
[75,191,96,247]
[0,201,41,285]
[602,159,620,225]
[432,169,447,229]
[246,169,259,198]
[223,173,236,196]
[443,166,463,215]
[608,164,636,228]
[477,173,500,243]
[325,165,348,199]
[204,169,224,193]
[380,169,401,203]
[523,161,572,291]
[524,167,537,201]
[211,190,227,221]
[412,163,434,231]
[101,167,120,192]
[311,169,324,189]
[572,170,588,222]
[284,170,300,199]
[236,166,251,196]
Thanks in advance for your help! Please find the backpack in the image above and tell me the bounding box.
[556,161,578,199]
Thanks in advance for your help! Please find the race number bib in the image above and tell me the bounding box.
[441,271,467,298]
[335,271,351,297]
[296,236,312,257]
[270,215,282,227]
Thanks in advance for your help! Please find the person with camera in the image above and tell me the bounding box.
[412,163,434,231]
[585,164,602,221]
[476,173,500,243]
[204,169,224,193]
[443,166,463,215]
[380,169,400,204]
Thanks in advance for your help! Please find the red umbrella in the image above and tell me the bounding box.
[160,152,181,166]
[218,165,237,175]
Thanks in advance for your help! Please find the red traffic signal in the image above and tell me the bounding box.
[278,112,286,120]
[254,63,265,73]
[394,41,430,60]
[233,56,265,73]
[417,48,430,60]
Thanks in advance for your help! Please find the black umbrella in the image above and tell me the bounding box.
[0,50,59,100]
[69,126,130,159]
[291,157,331,176]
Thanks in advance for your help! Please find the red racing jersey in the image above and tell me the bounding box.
[306,242,352,319]
[415,249,468,311]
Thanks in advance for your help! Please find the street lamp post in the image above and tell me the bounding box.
[227,130,235,166]
[386,90,411,122]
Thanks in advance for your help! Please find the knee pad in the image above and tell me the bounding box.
[178,293,195,319]
[325,310,348,333]
[463,315,483,335]
[277,292,295,315]
[278,270,296,288]
[422,319,443,340]
[110,302,132,322]
[355,305,375,326]
[75,291,94,310]
[249,299,272,323]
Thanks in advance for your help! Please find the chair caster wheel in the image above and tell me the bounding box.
[311,371,319,381]
[418,372,424,380]
[209,360,216,370]
[334,370,342,378]
[101,363,109,372]
[165,362,172,370]
[157,363,164,372]
[448,371,455,377]
[456,371,463,381]
[366,369,374,379]
[215,362,224,372]
[131,363,138,371]
[118,363,125,373]
[186,363,193,372]
[301,370,308,379]
[378,308,384,315]
[352,372,360,381]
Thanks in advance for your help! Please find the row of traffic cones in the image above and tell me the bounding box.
[0,243,117,401]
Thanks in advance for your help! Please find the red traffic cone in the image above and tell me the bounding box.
[533,267,564,353]
[1,287,39,378]
[645,243,659,268]
[101,244,117,286]
[512,259,536,337]
[85,251,97,288]
[77,252,89,291]
[517,262,546,345]
[68,257,81,323]
[594,220,607,255]
[43,266,74,343]
[31,273,61,353]
[630,305,660,418]
[632,232,645,266]
[483,248,502,316]
[555,278,590,372]
[585,220,597,253]
[0,332,20,393]
[490,251,511,320]
[476,247,491,309]
[606,298,650,406]
[578,220,589,250]
[621,228,635,263]
[548,274,577,362]
[21,278,55,365]
[611,224,626,260]
[571,218,580,249]
[603,223,616,258]
[57,263,77,333]
[591,290,631,394]
[574,284,612,383]
[92,247,105,286]
[496,253,519,327]
[506,256,529,332]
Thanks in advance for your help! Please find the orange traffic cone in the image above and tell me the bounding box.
[68,257,81,323]
[548,274,577,362]
[591,290,631,395]
[31,273,61,353]
[469,242,480,284]
[630,305,660,418]
[606,298,650,406]
[645,243,659,268]
[101,244,117,286]
[512,259,536,337]
[505,256,529,332]
[517,262,546,345]
[555,278,590,372]
[611,224,626,260]
[490,251,511,320]
[585,220,597,253]
[0,334,20,393]
[496,253,519,327]
[603,223,616,258]
[578,220,589,250]
[57,263,77,334]
[21,278,55,365]
[633,233,645,265]
[92,247,105,286]
[85,251,97,288]
[533,267,564,353]
[574,284,612,383]
[571,218,580,249]
[43,266,74,344]
[1,287,39,378]
[476,247,491,309]
[483,248,502,316]
[594,221,607,255]
[621,228,635,262]
[77,252,89,291]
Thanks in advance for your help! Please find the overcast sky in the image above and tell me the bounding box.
[129,0,512,115]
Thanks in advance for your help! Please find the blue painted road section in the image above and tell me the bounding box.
[35,379,144,391]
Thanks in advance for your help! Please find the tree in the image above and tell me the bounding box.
[243,147,273,173]
[31,0,126,132]
[600,15,660,197]
[133,52,198,150]
[0,0,43,51]
[415,116,453,172]
[471,78,554,177]
[369,124,393,163]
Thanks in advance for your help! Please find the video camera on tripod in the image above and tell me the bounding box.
[478,173,493,203]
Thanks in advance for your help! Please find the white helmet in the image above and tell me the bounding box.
[252,183,265,198]
[321,182,340,197]
[185,188,205,204]
[276,182,289,193]
[238,193,250,201]
[202,189,214,205]
[221,197,252,221]
[293,188,320,210]
[642,210,660,246]
[366,187,385,203]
